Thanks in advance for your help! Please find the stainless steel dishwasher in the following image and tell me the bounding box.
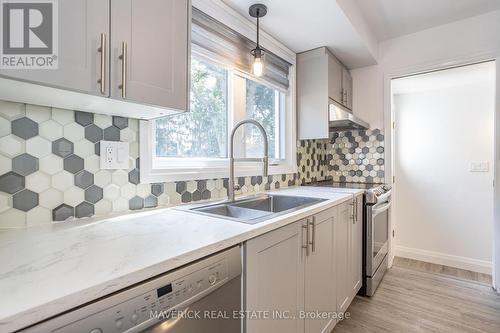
[22,246,242,333]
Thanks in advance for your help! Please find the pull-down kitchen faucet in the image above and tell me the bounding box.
[228,119,269,202]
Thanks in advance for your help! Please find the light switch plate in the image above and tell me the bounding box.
[469,161,489,172]
[100,141,129,169]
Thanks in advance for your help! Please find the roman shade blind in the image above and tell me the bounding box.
[191,7,291,91]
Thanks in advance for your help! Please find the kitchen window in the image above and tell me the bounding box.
[139,5,296,183]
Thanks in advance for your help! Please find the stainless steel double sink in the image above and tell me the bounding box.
[186,194,327,224]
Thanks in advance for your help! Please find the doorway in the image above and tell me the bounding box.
[391,61,495,278]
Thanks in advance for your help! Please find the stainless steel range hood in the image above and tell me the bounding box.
[329,99,369,130]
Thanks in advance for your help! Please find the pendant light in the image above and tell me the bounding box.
[249,4,267,77]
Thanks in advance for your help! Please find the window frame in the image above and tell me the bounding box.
[139,2,297,184]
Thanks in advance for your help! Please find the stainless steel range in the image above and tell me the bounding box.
[305,180,392,296]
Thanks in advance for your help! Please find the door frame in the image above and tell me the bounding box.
[382,52,499,291]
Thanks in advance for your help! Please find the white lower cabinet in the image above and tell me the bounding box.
[245,200,361,333]
[304,209,336,333]
[245,219,305,333]
[335,201,351,314]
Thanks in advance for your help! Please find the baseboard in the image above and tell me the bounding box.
[394,245,492,274]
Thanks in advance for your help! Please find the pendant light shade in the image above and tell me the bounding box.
[249,4,267,77]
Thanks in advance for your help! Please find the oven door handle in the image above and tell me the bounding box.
[372,201,391,216]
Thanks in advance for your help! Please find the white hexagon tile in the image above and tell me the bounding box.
[0,101,383,229]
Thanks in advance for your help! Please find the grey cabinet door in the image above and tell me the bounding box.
[110,0,189,112]
[304,210,336,333]
[245,220,305,333]
[0,0,110,96]
[342,67,353,110]
[328,54,343,105]
[335,201,351,314]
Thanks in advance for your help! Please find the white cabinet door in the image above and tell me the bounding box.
[110,0,189,111]
[0,0,109,96]
[350,194,363,296]
[328,54,343,105]
[304,209,336,333]
[335,201,351,314]
[342,68,353,110]
[245,220,305,333]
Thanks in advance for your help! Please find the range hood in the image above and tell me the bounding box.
[329,100,369,130]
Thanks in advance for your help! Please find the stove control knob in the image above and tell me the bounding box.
[90,329,103,333]
[131,312,139,323]
[208,274,217,285]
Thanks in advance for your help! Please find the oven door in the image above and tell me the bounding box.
[366,200,390,277]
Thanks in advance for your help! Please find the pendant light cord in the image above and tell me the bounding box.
[256,8,260,49]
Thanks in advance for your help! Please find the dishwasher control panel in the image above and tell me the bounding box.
[21,246,241,333]
[55,260,229,333]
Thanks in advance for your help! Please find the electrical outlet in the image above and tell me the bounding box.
[100,141,129,169]
[469,161,489,172]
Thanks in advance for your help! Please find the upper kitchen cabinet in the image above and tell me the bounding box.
[0,0,190,119]
[0,0,110,96]
[297,47,354,140]
[342,67,353,110]
[110,0,189,112]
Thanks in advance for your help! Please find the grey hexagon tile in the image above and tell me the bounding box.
[84,124,103,143]
[74,171,94,189]
[201,190,211,200]
[181,191,191,203]
[53,204,74,221]
[12,117,38,139]
[112,116,128,129]
[128,168,139,185]
[144,195,158,208]
[63,155,84,174]
[75,111,94,127]
[151,183,164,197]
[103,126,120,141]
[75,202,94,218]
[85,185,103,204]
[129,196,144,210]
[0,172,25,194]
[52,138,74,158]
[12,154,38,176]
[176,181,186,194]
[13,189,38,211]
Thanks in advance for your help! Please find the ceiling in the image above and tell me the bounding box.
[392,61,495,95]
[355,0,500,41]
[221,0,378,69]
[221,0,500,69]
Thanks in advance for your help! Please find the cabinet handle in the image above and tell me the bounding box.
[97,33,107,95]
[118,41,127,98]
[353,198,357,224]
[302,220,310,256]
[310,216,316,253]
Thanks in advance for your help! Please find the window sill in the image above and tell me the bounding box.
[140,162,297,183]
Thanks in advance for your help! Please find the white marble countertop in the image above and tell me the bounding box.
[0,186,355,332]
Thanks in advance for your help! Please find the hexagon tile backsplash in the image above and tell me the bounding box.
[297,129,385,184]
[0,100,384,228]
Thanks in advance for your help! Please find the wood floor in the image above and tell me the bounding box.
[334,258,500,333]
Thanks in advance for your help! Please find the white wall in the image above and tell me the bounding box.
[352,10,500,130]
[349,10,500,285]
[393,64,495,273]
